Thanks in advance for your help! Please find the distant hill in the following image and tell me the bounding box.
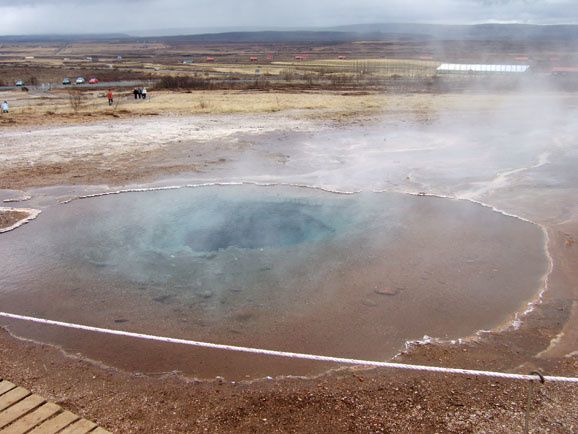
[156,23,578,44]
[2,24,578,44]
[0,33,130,43]
[329,23,578,42]
[160,30,425,44]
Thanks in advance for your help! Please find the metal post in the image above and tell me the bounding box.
[523,380,534,434]
[524,371,545,434]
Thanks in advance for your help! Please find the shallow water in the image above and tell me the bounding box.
[0,184,548,379]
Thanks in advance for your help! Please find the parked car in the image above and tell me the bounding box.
[62,78,71,85]
[15,80,24,87]
[88,78,99,84]
[75,77,85,84]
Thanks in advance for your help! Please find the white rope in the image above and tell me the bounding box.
[1,311,577,384]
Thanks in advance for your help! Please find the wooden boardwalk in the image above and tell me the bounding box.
[0,379,110,434]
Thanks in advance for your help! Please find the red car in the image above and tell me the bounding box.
[88,78,99,84]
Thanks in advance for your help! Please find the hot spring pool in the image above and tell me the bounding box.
[0,185,548,379]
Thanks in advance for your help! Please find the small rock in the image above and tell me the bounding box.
[374,288,399,296]
[153,294,173,304]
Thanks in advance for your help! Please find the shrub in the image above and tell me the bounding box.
[67,89,84,113]
[156,76,213,90]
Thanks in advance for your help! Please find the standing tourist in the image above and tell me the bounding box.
[1,101,8,113]
[107,90,114,106]
[141,87,147,100]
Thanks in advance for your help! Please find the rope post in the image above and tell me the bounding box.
[524,371,545,434]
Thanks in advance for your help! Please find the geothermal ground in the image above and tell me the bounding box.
[0,91,577,432]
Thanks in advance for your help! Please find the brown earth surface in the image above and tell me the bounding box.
[0,97,577,432]
[0,210,28,230]
[1,303,576,433]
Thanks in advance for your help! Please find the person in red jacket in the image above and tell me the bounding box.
[107,90,113,106]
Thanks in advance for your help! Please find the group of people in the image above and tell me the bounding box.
[133,87,148,100]
[2,87,149,113]
[104,87,148,106]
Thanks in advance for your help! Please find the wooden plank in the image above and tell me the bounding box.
[0,388,30,412]
[0,402,61,434]
[28,410,79,434]
[0,381,107,434]
[90,428,112,434]
[0,383,16,398]
[58,419,97,434]
[0,394,44,429]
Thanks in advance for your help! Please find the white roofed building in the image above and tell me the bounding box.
[436,63,530,74]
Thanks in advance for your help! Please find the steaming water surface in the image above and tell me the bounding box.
[0,185,548,379]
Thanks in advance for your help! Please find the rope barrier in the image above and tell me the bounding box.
[1,311,577,384]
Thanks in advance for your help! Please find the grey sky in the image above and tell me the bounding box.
[0,0,577,35]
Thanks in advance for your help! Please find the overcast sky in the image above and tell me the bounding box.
[1,0,577,35]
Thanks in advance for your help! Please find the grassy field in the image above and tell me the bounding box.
[2,37,570,92]
[1,38,577,116]
[274,58,439,76]
[2,89,389,120]
[0,39,443,86]
[6,87,575,129]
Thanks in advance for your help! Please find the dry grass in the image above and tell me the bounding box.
[272,58,440,77]
[57,43,169,55]
[104,90,391,116]
[0,46,60,56]
[117,91,568,118]
[209,65,283,75]
[129,58,442,81]
[276,58,437,67]
[178,58,440,79]
[1,89,391,120]
[5,89,577,127]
